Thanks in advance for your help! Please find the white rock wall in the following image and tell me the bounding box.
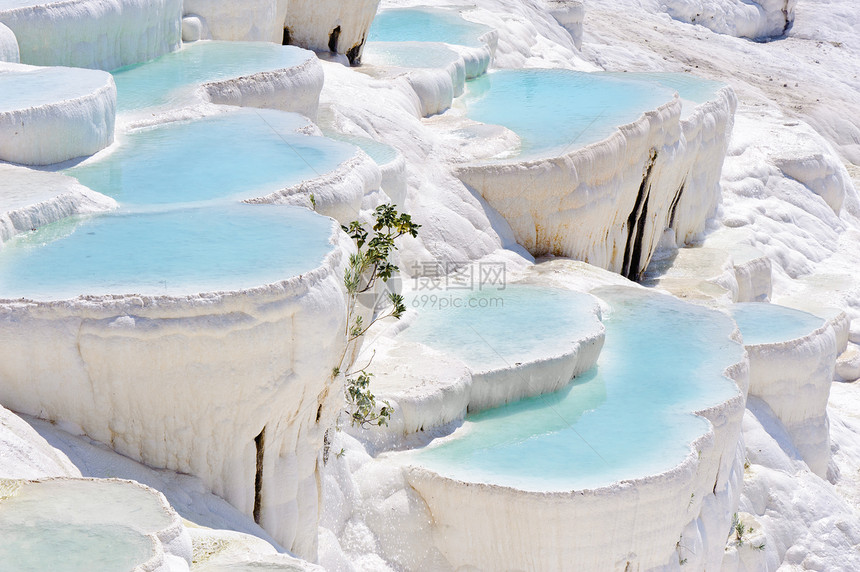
[455,87,737,281]
[545,0,584,49]
[0,405,80,479]
[246,148,381,224]
[661,0,796,39]
[0,22,18,62]
[745,320,838,477]
[0,228,352,560]
[0,0,182,70]
[202,51,325,120]
[183,0,287,43]
[0,63,116,166]
[284,0,381,65]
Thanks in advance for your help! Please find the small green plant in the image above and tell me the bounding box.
[729,513,764,550]
[338,204,420,428]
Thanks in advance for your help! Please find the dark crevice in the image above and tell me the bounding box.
[315,403,322,423]
[346,42,363,65]
[282,27,291,46]
[328,26,341,53]
[628,194,650,281]
[346,34,367,66]
[253,427,266,524]
[621,149,657,280]
[667,178,686,229]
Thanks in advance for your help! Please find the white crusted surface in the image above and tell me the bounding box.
[0,227,352,560]
[0,0,182,70]
[363,337,472,442]
[545,0,584,49]
[0,405,80,479]
[737,398,860,571]
[836,344,860,382]
[644,244,773,303]
[319,59,534,275]
[0,21,17,62]
[661,0,795,39]
[183,0,285,43]
[745,319,837,477]
[22,415,287,549]
[0,164,117,244]
[201,50,325,120]
[0,62,116,165]
[189,528,324,571]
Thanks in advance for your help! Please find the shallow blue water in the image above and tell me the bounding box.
[322,131,399,166]
[398,285,601,372]
[0,203,334,299]
[600,72,725,104]
[407,287,743,491]
[362,41,461,70]
[368,7,492,47]
[0,522,153,572]
[731,303,825,346]
[66,110,355,205]
[0,66,107,112]
[112,42,312,112]
[462,69,676,157]
[0,480,171,572]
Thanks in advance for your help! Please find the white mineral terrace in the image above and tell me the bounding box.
[361,6,498,116]
[386,286,748,570]
[0,103,379,557]
[0,63,116,165]
[0,0,181,70]
[2,0,860,569]
[112,41,324,120]
[0,478,192,571]
[0,164,117,244]
[453,69,737,281]
[730,302,838,477]
[363,284,604,444]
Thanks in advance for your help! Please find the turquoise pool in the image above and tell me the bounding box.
[368,7,492,47]
[731,303,825,346]
[362,41,461,70]
[398,285,600,373]
[601,72,725,105]
[407,287,743,491]
[461,69,676,158]
[0,66,109,113]
[321,131,399,166]
[0,203,335,299]
[112,42,313,112]
[66,109,355,205]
